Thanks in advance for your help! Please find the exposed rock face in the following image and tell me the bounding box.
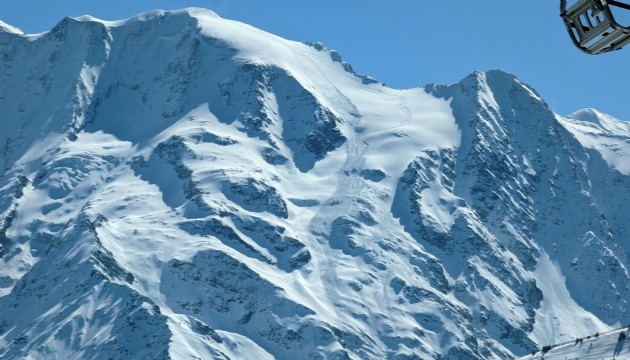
[1,8,629,359]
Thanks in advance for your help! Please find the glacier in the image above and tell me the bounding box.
[0,8,629,359]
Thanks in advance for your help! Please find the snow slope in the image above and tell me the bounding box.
[517,326,630,359]
[0,20,22,35]
[0,8,629,359]
[559,108,630,175]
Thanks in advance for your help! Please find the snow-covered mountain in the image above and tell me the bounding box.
[1,8,629,359]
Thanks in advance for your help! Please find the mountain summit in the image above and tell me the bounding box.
[1,8,629,360]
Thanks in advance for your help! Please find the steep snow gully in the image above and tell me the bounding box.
[1,8,629,360]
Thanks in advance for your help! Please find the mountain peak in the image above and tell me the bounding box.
[457,69,517,87]
[426,69,548,119]
[42,8,220,37]
[560,108,630,175]
[466,69,518,83]
[459,70,543,101]
[566,108,629,131]
[568,108,610,124]
[485,68,519,81]
[112,7,220,25]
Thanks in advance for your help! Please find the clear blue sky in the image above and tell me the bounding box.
[2,0,630,120]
